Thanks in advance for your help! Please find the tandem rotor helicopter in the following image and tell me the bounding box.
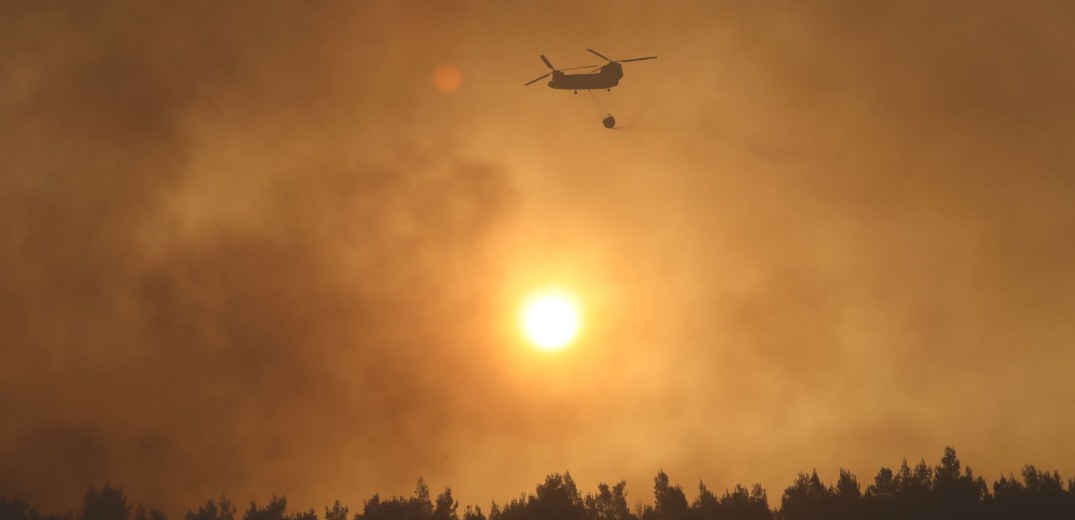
[524,49,656,129]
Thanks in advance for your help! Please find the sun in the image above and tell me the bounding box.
[520,292,581,350]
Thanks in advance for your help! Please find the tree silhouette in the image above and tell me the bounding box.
[584,481,632,520]
[241,496,312,520]
[889,459,932,519]
[7,445,1075,520]
[651,472,688,520]
[242,497,287,520]
[79,484,129,520]
[460,506,484,520]
[830,469,860,520]
[356,479,460,520]
[532,473,585,520]
[0,497,40,520]
[730,484,772,520]
[490,473,586,520]
[695,482,771,520]
[357,481,428,520]
[691,481,719,520]
[324,501,347,520]
[992,465,1070,520]
[863,466,897,520]
[778,470,830,520]
[186,495,235,520]
[431,489,458,520]
[930,446,986,519]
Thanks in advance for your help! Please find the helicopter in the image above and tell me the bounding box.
[524,49,657,92]
[524,49,656,128]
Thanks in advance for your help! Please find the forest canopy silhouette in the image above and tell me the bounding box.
[3,448,1073,520]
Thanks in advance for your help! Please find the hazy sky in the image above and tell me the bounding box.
[3,0,1075,517]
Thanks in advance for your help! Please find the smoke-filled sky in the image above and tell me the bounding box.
[3,0,1075,516]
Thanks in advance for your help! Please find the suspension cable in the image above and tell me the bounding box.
[586,90,616,128]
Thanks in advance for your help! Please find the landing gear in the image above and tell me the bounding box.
[574,90,578,95]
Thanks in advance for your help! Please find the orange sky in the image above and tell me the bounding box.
[2,1,1074,517]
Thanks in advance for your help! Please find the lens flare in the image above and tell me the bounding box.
[432,63,463,93]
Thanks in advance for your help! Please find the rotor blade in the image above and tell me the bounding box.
[559,64,599,71]
[618,56,657,63]
[586,48,612,62]
[539,55,554,70]
[524,72,551,86]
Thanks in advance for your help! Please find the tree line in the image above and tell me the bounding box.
[3,447,1073,520]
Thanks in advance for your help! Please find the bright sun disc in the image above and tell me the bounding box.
[521,293,580,350]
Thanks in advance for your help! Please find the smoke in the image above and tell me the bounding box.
[0,0,517,512]
[3,0,1075,517]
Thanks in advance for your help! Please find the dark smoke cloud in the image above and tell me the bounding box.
[1,0,515,513]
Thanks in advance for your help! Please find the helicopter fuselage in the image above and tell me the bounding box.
[547,62,623,91]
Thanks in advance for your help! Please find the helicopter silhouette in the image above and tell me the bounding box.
[525,49,656,128]
[524,49,657,92]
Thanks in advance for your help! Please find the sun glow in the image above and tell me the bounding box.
[520,291,580,350]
